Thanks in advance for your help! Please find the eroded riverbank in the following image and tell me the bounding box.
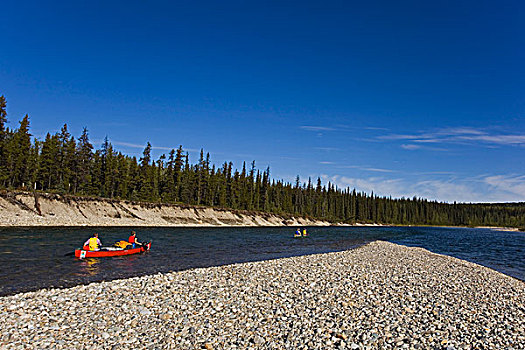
[0,191,329,227]
[1,241,523,349]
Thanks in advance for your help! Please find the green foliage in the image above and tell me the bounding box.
[0,93,524,228]
[76,127,93,193]
[6,115,32,188]
[0,95,9,186]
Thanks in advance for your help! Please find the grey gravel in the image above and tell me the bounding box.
[1,241,523,349]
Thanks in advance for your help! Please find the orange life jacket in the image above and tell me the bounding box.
[116,240,131,249]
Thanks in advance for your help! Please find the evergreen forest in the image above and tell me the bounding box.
[1,95,524,228]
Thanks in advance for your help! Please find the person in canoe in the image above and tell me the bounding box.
[302,228,308,236]
[294,228,301,237]
[83,233,102,251]
[128,231,142,248]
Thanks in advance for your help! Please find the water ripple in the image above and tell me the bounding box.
[0,226,523,296]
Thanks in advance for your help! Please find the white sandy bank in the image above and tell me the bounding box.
[0,191,330,227]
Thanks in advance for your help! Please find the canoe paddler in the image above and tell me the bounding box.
[128,231,142,248]
[83,233,102,251]
[294,228,301,237]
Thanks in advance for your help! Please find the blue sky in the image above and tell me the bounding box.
[1,0,524,203]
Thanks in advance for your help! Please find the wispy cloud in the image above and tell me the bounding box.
[314,147,341,152]
[413,171,457,176]
[111,141,175,151]
[363,126,390,131]
[483,175,525,199]
[337,165,397,173]
[401,144,421,150]
[323,173,525,203]
[302,125,390,133]
[445,127,486,136]
[411,180,480,203]
[463,134,525,145]
[380,127,525,148]
[400,143,448,151]
[323,175,405,197]
[361,167,396,173]
[300,125,335,132]
[319,161,334,164]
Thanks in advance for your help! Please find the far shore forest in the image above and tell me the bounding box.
[1,95,524,228]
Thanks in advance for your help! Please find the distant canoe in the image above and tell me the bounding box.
[75,242,151,258]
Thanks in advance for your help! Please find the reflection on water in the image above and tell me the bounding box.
[78,258,101,276]
[0,226,523,296]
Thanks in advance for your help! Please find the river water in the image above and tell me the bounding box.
[0,226,523,296]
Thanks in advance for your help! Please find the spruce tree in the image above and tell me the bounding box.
[76,128,93,194]
[0,96,8,187]
[54,124,77,193]
[164,149,176,202]
[1,93,525,228]
[171,146,183,201]
[138,142,154,200]
[7,115,32,188]
[103,142,117,198]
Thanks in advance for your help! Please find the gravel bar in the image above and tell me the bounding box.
[1,241,524,349]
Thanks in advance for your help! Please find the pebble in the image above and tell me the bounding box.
[0,241,523,349]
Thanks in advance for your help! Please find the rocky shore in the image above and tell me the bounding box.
[0,191,329,227]
[1,241,523,349]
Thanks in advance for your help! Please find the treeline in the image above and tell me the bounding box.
[1,95,524,227]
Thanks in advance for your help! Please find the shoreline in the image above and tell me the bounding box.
[1,241,523,349]
[474,226,522,232]
[1,192,521,231]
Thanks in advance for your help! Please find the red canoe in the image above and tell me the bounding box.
[75,242,151,259]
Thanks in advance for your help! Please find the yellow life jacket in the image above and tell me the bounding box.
[88,237,99,251]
